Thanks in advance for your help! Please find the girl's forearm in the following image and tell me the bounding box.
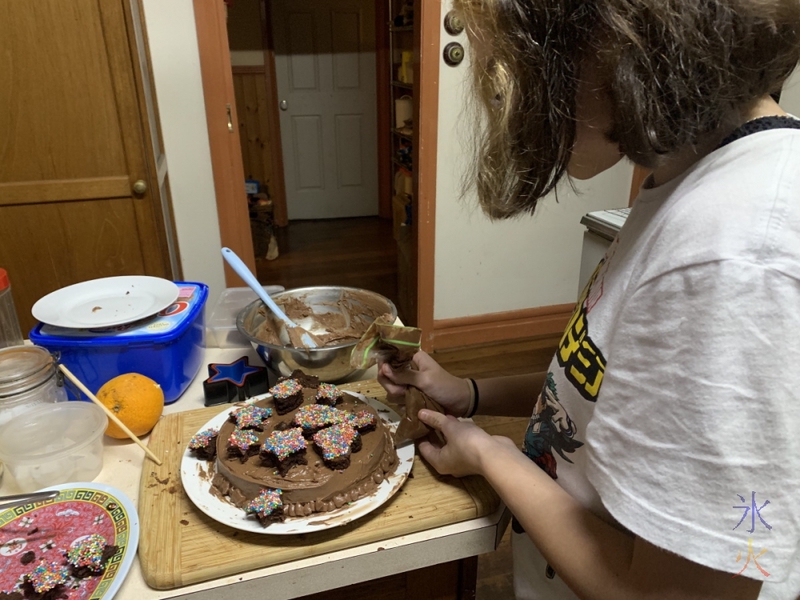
[477,439,636,599]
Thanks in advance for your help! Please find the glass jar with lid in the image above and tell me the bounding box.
[0,345,68,482]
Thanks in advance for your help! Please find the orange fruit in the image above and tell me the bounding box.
[96,373,164,439]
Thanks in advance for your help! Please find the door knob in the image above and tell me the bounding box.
[280,100,288,111]
[132,180,147,195]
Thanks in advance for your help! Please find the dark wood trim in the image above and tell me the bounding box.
[231,65,266,74]
[415,0,441,349]
[193,0,257,286]
[376,0,391,220]
[259,0,289,227]
[430,304,574,351]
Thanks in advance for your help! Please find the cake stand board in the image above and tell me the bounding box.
[137,380,501,590]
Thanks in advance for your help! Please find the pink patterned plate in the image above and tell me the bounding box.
[0,482,139,600]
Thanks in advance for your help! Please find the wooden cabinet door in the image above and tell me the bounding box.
[0,0,175,334]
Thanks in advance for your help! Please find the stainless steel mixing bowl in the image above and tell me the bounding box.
[236,286,397,383]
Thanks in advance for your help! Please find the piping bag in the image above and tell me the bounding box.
[350,315,446,442]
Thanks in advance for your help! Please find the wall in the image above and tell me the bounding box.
[141,0,226,309]
[434,0,634,320]
[782,68,800,114]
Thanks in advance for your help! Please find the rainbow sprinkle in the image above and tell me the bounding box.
[269,379,302,399]
[228,429,259,452]
[293,404,340,430]
[28,560,69,593]
[263,428,306,460]
[315,382,341,403]
[346,410,375,430]
[246,488,283,518]
[313,423,358,460]
[232,405,272,429]
[66,533,107,570]
[189,428,218,450]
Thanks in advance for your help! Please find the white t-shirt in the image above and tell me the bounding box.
[513,127,800,599]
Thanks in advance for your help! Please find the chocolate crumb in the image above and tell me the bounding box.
[152,472,170,485]
[180,520,189,526]
[20,550,35,565]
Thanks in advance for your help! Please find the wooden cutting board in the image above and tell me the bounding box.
[138,380,501,590]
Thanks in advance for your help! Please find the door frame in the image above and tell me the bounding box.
[192,0,257,286]
[196,0,391,232]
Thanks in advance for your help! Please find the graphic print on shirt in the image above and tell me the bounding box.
[522,242,618,479]
[556,242,614,402]
[523,373,583,479]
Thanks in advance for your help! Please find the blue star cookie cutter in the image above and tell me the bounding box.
[203,356,269,406]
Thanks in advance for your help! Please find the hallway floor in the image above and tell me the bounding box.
[255,216,398,307]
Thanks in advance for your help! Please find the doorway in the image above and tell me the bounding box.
[271,0,378,220]
[224,0,402,313]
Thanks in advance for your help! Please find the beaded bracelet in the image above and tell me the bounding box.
[465,378,480,418]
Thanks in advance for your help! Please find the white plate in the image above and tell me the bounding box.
[0,482,139,600]
[181,392,414,535]
[32,276,180,328]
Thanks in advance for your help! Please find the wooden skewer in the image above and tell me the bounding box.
[58,365,163,466]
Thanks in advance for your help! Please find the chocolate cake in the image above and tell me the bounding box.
[226,429,260,463]
[313,423,361,470]
[346,410,376,434]
[278,369,319,389]
[64,533,118,578]
[292,404,341,438]
[314,382,343,406]
[269,379,304,415]
[209,377,399,521]
[21,560,69,598]
[188,428,219,460]
[229,404,272,431]
[260,428,308,476]
[245,488,285,526]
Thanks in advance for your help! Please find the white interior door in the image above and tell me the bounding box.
[271,0,378,220]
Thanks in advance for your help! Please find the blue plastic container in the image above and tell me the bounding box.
[29,282,208,404]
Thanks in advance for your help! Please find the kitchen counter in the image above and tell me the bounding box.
[1,346,511,600]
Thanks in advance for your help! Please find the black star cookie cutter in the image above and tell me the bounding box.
[202,356,269,406]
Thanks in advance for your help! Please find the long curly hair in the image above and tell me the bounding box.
[453,0,800,219]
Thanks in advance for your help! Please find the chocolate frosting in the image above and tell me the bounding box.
[253,290,391,349]
[212,390,399,517]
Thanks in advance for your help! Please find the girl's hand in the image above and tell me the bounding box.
[416,409,516,477]
[377,351,472,417]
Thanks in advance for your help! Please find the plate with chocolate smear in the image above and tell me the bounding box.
[181,379,414,535]
[0,482,138,600]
